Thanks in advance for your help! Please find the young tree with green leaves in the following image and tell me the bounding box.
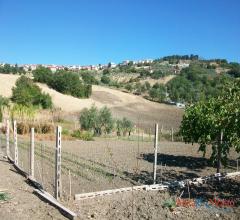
[180,80,240,172]
[121,117,133,136]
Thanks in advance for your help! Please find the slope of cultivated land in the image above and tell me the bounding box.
[0,74,183,129]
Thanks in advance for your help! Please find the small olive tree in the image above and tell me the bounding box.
[180,80,240,173]
[115,117,133,136]
[79,105,114,136]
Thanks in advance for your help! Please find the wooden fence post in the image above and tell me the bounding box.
[6,119,10,157]
[30,128,35,178]
[153,123,159,184]
[13,120,18,165]
[55,126,62,200]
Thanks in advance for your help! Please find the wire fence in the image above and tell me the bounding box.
[0,119,239,202]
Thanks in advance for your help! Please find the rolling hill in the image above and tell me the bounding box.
[0,74,183,129]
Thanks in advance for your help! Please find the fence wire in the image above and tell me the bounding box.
[1,121,238,203]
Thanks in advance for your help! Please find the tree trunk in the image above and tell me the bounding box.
[217,143,221,173]
[217,131,223,173]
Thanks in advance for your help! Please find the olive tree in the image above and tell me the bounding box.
[79,105,114,136]
[115,117,133,136]
[180,80,240,173]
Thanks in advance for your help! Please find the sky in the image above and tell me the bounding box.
[0,0,239,65]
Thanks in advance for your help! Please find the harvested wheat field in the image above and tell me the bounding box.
[0,73,183,129]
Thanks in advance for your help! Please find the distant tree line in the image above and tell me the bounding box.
[154,54,199,64]
[0,64,26,74]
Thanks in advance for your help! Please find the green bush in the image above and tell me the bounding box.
[71,130,94,141]
[49,70,92,98]
[80,71,99,84]
[33,66,53,84]
[62,128,70,136]
[11,76,52,109]
[149,83,166,102]
[101,75,111,84]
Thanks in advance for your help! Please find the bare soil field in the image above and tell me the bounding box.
[57,139,240,220]
[1,134,240,219]
[0,74,183,129]
[0,152,65,220]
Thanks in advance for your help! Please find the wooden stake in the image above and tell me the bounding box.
[6,119,9,157]
[187,181,190,199]
[68,170,72,201]
[153,123,158,184]
[13,120,18,165]
[165,164,166,182]
[160,162,162,184]
[55,126,62,200]
[30,128,35,178]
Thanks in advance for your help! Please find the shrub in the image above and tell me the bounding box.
[32,66,53,84]
[81,72,99,84]
[11,76,53,109]
[149,83,166,102]
[40,123,54,134]
[62,128,70,136]
[17,122,29,135]
[71,130,94,141]
[101,75,111,84]
[16,122,54,134]
[49,70,92,98]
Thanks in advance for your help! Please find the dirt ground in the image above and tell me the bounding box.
[0,153,66,220]
[72,182,240,220]
[1,135,240,220]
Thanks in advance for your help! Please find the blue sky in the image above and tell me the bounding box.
[0,0,239,65]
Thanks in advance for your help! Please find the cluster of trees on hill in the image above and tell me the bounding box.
[166,64,234,102]
[227,62,240,78]
[33,66,92,98]
[154,54,199,64]
[0,64,26,74]
[12,76,52,109]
